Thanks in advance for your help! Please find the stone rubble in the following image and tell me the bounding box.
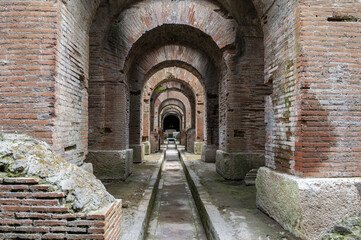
[0,133,115,213]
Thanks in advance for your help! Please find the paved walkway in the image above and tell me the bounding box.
[182,152,299,240]
[146,145,207,240]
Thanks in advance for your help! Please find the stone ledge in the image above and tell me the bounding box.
[179,151,234,240]
[216,150,264,180]
[256,167,361,240]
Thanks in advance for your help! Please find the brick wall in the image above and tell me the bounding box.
[153,90,193,135]
[150,83,196,132]
[0,177,122,239]
[0,0,58,144]
[218,1,270,155]
[3,0,359,178]
[0,0,102,165]
[262,0,301,174]
[159,101,186,128]
[142,67,205,141]
[293,0,361,177]
[88,1,129,151]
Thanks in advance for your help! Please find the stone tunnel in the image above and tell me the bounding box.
[0,0,361,239]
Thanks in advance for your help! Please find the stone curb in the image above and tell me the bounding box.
[120,151,165,240]
[179,151,235,240]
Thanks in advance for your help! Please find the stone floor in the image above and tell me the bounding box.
[146,147,207,239]
[104,152,163,239]
[182,152,300,240]
[102,148,299,240]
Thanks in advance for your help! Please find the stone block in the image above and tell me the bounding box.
[194,142,203,155]
[180,130,186,145]
[216,150,264,180]
[129,144,144,163]
[201,144,218,163]
[86,149,133,181]
[256,167,361,240]
[186,129,195,153]
[80,162,93,174]
[143,141,150,155]
[150,131,159,153]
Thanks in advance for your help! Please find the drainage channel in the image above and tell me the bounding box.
[145,144,207,240]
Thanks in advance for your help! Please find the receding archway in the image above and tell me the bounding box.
[163,114,181,132]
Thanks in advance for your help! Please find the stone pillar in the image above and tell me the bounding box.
[186,129,195,153]
[180,130,186,146]
[216,150,264,180]
[256,167,361,240]
[143,141,150,155]
[86,149,133,181]
[129,144,144,163]
[194,142,203,155]
[150,131,159,153]
[201,144,218,163]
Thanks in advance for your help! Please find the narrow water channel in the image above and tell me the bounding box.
[146,144,207,240]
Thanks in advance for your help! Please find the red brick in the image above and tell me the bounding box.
[31,206,69,213]
[2,205,30,212]
[15,226,49,233]
[16,212,52,219]
[0,219,32,225]
[34,220,67,226]
[32,192,65,198]
[42,233,66,240]
[21,199,59,206]
[3,178,39,184]
[5,233,42,239]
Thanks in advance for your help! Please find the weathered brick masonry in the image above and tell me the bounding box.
[1,0,361,238]
[0,178,122,239]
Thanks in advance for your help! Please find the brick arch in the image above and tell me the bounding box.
[159,100,187,130]
[142,66,205,140]
[161,107,185,132]
[150,84,195,131]
[153,89,193,130]
[110,0,237,70]
[153,90,193,138]
[161,111,183,132]
[87,0,269,170]
[130,47,217,148]
[151,83,204,141]
[87,0,267,157]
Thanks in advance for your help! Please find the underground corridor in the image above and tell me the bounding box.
[1,0,361,240]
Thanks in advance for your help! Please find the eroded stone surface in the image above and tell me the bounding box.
[201,144,218,163]
[0,133,115,213]
[86,149,133,181]
[143,141,151,155]
[194,142,203,155]
[130,144,145,163]
[216,150,264,180]
[322,213,361,239]
[256,167,361,240]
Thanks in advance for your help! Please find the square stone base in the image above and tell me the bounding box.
[130,144,144,163]
[256,167,361,240]
[86,149,133,181]
[194,142,203,155]
[201,144,218,163]
[216,150,264,180]
[143,141,150,155]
